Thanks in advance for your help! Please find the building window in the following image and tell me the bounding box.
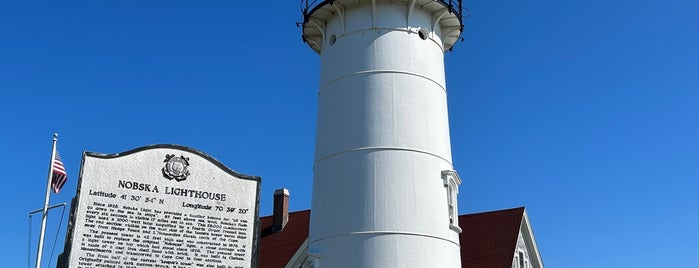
[442,170,462,233]
[519,251,524,268]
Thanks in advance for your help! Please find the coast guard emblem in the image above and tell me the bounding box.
[162,154,190,181]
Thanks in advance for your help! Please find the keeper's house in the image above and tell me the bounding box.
[258,189,543,268]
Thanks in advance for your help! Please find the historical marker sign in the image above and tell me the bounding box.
[58,145,261,268]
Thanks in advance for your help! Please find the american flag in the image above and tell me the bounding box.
[51,150,67,193]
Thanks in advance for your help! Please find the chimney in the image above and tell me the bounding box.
[273,188,289,231]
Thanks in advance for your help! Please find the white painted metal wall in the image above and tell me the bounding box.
[304,1,463,267]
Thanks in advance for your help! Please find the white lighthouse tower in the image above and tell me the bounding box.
[300,0,465,267]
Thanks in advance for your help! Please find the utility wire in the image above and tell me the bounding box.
[28,214,33,268]
[27,203,66,268]
[48,205,67,268]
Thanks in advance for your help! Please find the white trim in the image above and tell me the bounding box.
[310,230,461,247]
[284,239,309,268]
[442,170,462,233]
[521,209,545,268]
[315,145,453,168]
[318,66,449,95]
[442,170,462,185]
[309,252,322,268]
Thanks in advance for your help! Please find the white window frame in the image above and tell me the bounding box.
[442,170,462,233]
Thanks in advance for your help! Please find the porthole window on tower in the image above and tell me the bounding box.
[417,28,428,40]
[442,170,462,233]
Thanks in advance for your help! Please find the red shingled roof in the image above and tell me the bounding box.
[258,210,310,268]
[257,207,526,268]
[459,207,525,268]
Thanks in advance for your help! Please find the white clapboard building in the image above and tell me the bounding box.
[257,190,543,268]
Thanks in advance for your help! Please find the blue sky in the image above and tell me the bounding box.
[2,1,697,267]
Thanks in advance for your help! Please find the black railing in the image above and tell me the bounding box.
[300,0,466,26]
[299,0,325,22]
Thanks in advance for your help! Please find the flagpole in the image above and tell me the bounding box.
[35,133,57,268]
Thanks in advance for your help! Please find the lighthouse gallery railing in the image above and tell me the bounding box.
[300,0,466,25]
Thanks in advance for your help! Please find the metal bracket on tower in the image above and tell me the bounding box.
[443,27,462,51]
[371,0,376,29]
[432,9,449,32]
[407,0,417,26]
[308,19,326,50]
[332,2,345,34]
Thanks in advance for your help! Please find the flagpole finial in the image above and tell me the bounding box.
[53,133,58,140]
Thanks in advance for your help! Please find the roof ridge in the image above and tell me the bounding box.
[460,206,525,217]
[259,209,311,219]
